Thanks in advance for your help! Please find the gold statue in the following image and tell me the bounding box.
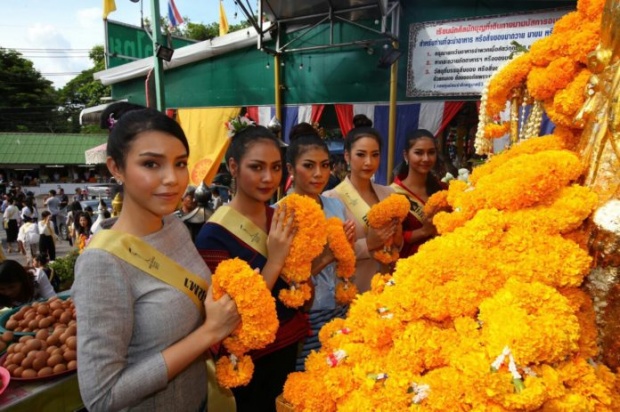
[577,0,620,372]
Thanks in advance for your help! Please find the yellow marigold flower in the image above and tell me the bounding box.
[215,354,254,388]
[504,185,598,235]
[559,287,599,359]
[479,278,580,365]
[486,53,532,117]
[470,135,565,184]
[424,189,449,217]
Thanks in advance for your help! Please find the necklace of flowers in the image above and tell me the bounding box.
[325,217,358,305]
[278,194,328,308]
[212,258,278,388]
[366,193,410,264]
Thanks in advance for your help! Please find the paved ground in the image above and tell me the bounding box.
[1,227,74,266]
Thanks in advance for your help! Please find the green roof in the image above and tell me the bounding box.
[0,133,108,165]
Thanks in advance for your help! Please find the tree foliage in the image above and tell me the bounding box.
[0,48,59,132]
[57,45,111,133]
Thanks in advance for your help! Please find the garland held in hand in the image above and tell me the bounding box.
[278,194,328,308]
[325,217,358,304]
[366,194,410,264]
[212,258,278,387]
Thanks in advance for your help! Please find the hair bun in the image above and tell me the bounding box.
[352,114,373,128]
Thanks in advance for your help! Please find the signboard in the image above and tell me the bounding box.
[105,20,196,68]
[406,9,569,97]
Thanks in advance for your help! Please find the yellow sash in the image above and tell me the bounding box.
[391,183,426,223]
[334,179,370,228]
[87,230,208,312]
[86,230,236,412]
[208,206,268,258]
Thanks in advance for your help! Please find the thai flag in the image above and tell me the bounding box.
[168,0,184,28]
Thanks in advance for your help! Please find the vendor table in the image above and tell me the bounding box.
[0,372,83,412]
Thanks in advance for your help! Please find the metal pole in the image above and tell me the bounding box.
[387,40,399,184]
[274,54,282,127]
[150,0,165,111]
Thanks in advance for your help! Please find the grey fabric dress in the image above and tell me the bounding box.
[72,215,210,412]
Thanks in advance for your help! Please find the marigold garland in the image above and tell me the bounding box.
[325,217,358,304]
[278,194,328,307]
[211,258,278,387]
[366,194,410,264]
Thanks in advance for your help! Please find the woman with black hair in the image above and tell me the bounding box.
[323,126,402,293]
[196,122,307,412]
[284,125,356,371]
[73,108,240,411]
[391,129,446,258]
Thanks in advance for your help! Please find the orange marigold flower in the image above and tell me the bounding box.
[278,281,312,308]
[335,280,358,305]
[367,194,410,263]
[215,354,255,388]
[527,57,579,101]
[325,217,356,280]
[484,122,510,139]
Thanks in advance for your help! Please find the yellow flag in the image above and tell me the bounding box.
[219,1,229,36]
[103,0,116,19]
[177,107,241,186]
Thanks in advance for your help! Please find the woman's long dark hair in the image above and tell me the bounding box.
[396,129,444,196]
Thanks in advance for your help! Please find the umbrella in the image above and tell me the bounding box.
[85,143,108,164]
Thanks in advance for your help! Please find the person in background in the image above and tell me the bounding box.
[284,126,356,371]
[58,187,69,210]
[196,124,306,412]
[44,189,60,237]
[0,260,55,309]
[324,155,345,192]
[66,200,83,246]
[38,210,56,261]
[21,196,38,223]
[73,106,240,411]
[391,129,446,258]
[323,122,402,293]
[3,197,20,254]
[74,187,85,202]
[32,253,59,292]
[17,216,39,266]
[175,185,211,242]
[75,211,93,251]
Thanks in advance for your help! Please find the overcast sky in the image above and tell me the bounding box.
[0,0,242,88]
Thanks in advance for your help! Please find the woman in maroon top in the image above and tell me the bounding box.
[391,129,447,258]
